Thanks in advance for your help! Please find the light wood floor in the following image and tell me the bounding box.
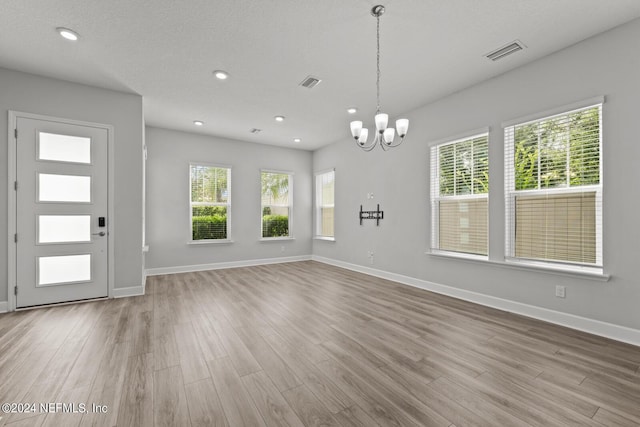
[1,261,640,427]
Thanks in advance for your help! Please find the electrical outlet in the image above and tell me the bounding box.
[555,285,566,298]
[367,251,374,265]
[280,246,285,252]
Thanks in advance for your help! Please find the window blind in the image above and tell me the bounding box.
[190,165,231,240]
[315,170,335,238]
[430,133,489,256]
[261,171,292,238]
[504,103,602,267]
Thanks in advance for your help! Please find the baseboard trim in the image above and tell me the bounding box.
[0,301,8,313]
[146,255,312,276]
[312,255,640,347]
[113,286,145,298]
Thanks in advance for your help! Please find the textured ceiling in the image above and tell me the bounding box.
[1,0,640,150]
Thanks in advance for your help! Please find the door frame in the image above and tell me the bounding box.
[7,111,115,311]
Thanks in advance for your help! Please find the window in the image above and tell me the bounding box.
[430,133,489,256]
[315,169,335,239]
[190,164,231,241]
[504,102,602,269]
[261,171,292,238]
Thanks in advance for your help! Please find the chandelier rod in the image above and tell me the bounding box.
[376,11,381,115]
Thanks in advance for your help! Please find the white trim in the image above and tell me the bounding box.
[427,250,607,281]
[311,255,638,346]
[314,236,336,242]
[502,96,604,128]
[427,127,490,148]
[113,285,145,298]
[0,301,8,313]
[146,255,311,276]
[7,111,115,311]
[260,237,295,242]
[428,250,488,262]
[313,167,335,176]
[188,239,234,245]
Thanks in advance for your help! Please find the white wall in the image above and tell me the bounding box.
[313,19,640,331]
[0,68,145,302]
[145,127,313,271]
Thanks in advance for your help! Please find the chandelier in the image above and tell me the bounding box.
[350,5,409,151]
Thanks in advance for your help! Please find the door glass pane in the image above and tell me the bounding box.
[38,254,91,285]
[38,215,91,243]
[39,132,91,164]
[38,173,91,202]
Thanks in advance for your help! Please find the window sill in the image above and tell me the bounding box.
[314,236,336,242]
[428,249,488,262]
[188,239,234,245]
[260,237,295,242]
[426,251,610,281]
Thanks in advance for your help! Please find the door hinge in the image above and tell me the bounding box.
[14,181,18,191]
[14,128,18,139]
[14,233,17,243]
[14,286,18,296]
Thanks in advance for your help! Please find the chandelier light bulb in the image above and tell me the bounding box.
[396,119,409,138]
[350,121,363,139]
[375,113,388,133]
[383,128,395,144]
[359,128,369,144]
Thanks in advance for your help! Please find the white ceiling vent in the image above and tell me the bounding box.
[299,75,322,89]
[485,40,526,61]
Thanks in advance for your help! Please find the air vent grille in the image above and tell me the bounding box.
[299,75,322,89]
[485,40,525,61]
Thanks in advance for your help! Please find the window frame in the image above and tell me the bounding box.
[503,98,604,272]
[314,168,336,241]
[260,169,294,241]
[188,162,232,244]
[430,130,489,259]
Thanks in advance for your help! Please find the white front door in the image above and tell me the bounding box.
[14,116,109,308]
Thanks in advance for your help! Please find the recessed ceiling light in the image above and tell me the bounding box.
[57,27,79,41]
[193,120,204,126]
[213,70,229,80]
[347,107,358,114]
[274,116,285,122]
[293,138,301,143]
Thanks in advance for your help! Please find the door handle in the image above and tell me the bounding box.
[92,232,106,237]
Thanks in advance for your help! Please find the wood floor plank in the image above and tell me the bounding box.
[334,405,381,427]
[281,384,340,427]
[81,340,132,427]
[316,358,426,427]
[116,353,154,427]
[263,332,354,414]
[242,370,305,427]
[173,321,210,384]
[235,326,303,392]
[207,357,266,427]
[184,378,229,427]
[211,320,262,377]
[154,366,191,427]
[593,407,640,427]
[153,331,181,371]
[132,310,154,356]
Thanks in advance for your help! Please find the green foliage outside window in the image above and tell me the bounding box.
[439,135,489,196]
[514,107,600,190]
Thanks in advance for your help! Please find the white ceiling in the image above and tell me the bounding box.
[2,1,640,150]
